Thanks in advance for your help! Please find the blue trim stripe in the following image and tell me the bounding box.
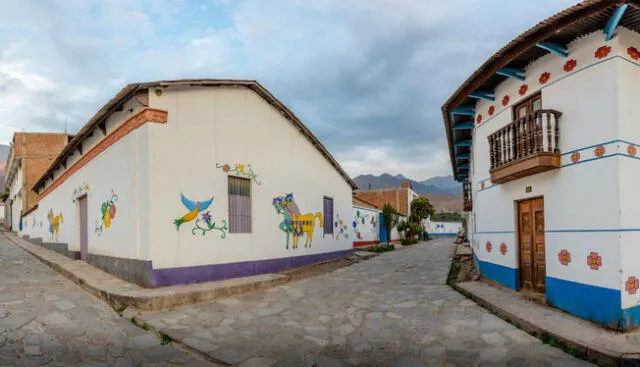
[473,231,515,234]
[476,258,518,290]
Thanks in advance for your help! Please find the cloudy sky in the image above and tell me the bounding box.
[0,0,577,181]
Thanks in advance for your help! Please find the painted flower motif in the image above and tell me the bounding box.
[488,105,495,116]
[594,145,606,158]
[480,181,485,190]
[595,45,611,59]
[222,164,231,173]
[628,47,640,60]
[628,145,637,156]
[486,241,492,252]
[563,59,578,73]
[476,114,483,124]
[626,276,640,295]
[502,95,510,106]
[570,151,581,163]
[518,84,528,96]
[539,72,551,85]
[587,251,602,270]
[201,211,212,226]
[558,249,571,265]
[564,59,577,72]
[500,243,507,255]
[235,164,246,173]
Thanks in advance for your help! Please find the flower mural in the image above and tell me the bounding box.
[539,72,551,85]
[476,114,483,124]
[352,210,375,240]
[215,163,261,185]
[174,194,227,238]
[570,151,581,163]
[628,145,637,156]
[486,241,492,252]
[518,84,528,96]
[594,145,606,158]
[500,243,507,255]
[502,95,510,106]
[629,47,640,60]
[334,214,349,240]
[595,45,611,59]
[626,276,640,295]
[480,181,485,190]
[558,249,571,265]
[47,209,63,241]
[95,190,118,236]
[587,251,602,270]
[488,105,495,116]
[71,183,91,203]
[563,59,577,72]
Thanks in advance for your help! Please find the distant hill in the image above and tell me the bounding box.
[353,174,461,197]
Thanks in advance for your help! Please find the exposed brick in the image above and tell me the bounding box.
[355,188,410,216]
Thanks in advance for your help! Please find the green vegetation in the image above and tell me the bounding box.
[410,197,435,223]
[430,212,463,222]
[400,238,418,246]
[367,244,395,253]
[381,204,399,244]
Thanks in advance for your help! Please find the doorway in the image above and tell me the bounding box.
[78,196,88,261]
[517,197,546,293]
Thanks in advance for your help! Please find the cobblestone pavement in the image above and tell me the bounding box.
[139,239,592,366]
[0,233,215,366]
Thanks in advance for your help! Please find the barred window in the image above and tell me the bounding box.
[228,177,251,233]
[323,196,333,234]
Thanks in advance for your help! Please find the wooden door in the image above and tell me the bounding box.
[518,198,546,293]
[79,196,88,261]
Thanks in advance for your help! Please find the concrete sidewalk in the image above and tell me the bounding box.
[457,280,640,366]
[3,231,290,312]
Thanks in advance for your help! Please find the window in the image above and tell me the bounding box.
[323,196,333,235]
[228,177,251,233]
[513,93,542,120]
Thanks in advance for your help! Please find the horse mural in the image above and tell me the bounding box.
[272,193,323,249]
[47,209,63,241]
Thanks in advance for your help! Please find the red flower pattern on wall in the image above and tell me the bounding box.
[563,59,577,72]
[488,105,495,116]
[626,276,640,295]
[502,95,510,106]
[594,145,606,158]
[539,72,551,85]
[476,114,483,124]
[558,249,571,266]
[486,241,492,252]
[587,252,602,270]
[628,47,640,60]
[570,151,580,163]
[628,145,637,156]
[500,243,507,255]
[595,45,611,59]
[518,84,528,96]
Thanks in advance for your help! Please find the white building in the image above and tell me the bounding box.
[21,80,356,287]
[443,1,640,330]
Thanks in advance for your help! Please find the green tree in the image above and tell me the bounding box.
[382,204,398,244]
[410,197,435,223]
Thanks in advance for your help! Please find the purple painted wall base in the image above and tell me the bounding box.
[150,249,353,287]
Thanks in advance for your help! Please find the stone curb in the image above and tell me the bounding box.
[453,281,640,367]
[2,230,291,312]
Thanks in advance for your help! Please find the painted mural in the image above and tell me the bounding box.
[272,193,323,249]
[352,210,376,240]
[334,213,349,240]
[174,194,227,238]
[216,163,261,185]
[71,183,91,203]
[95,190,118,236]
[47,209,63,241]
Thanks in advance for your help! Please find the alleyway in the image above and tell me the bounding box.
[0,233,214,366]
[138,239,592,366]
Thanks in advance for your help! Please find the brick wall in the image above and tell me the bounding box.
[355,188,409,216]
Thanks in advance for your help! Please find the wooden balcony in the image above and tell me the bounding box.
[463,182,472,212]
[489,109,562,184]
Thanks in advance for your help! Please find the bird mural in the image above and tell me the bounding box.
[174,194,214,230]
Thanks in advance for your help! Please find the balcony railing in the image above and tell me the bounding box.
[488,109,562,184]
[463,182,472,212]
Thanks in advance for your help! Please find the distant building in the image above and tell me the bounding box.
[354,181,419,217]
[4,133,71,231]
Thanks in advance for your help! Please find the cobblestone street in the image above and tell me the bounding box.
[138,238,592,366]
[0,233,214,366]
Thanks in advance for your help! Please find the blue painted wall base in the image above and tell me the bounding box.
[475,257,518,290]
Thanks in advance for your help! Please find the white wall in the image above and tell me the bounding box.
[470,30,625,292]
[8,163,22,231]
[351,205,380,243]
[146,86,353,269]
[426,219,461,236]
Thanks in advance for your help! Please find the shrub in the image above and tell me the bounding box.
[401,238,418,246]
[367,244,395,253]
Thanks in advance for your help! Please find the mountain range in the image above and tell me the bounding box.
[353,173,461,196]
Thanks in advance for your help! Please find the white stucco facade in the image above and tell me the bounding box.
[351,205,380,246]
[20,82,354,287]
[466,28,640,329]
